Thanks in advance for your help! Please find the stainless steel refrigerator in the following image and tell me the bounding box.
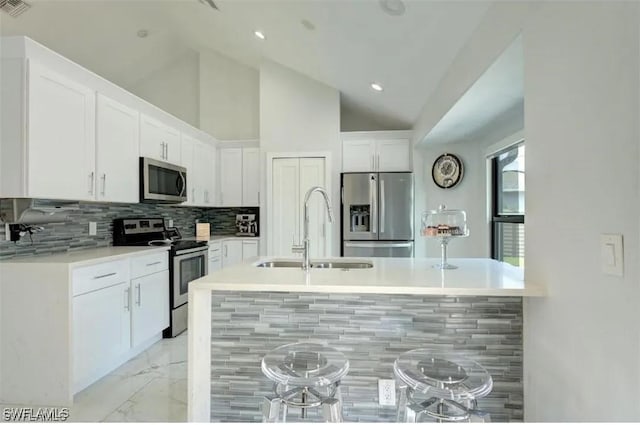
[341,172,414,257]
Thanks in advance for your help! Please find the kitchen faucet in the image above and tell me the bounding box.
[292,186,334,271]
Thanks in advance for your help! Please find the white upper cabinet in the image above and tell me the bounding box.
[242,148,260,206]
[219,148,243,207]
[27,60,96,201]
[342,140,376,172]
[182,135,215,207]
[342,132,412,172]
[95,94,139,203]
[140,114,181,165]
[219,146,259,207]
[376,139,412,172]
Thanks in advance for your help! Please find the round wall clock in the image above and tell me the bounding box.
[432,153,464,189]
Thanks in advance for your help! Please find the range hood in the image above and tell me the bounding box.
[0,198,77,224]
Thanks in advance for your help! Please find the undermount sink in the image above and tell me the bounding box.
[256,260,373,270]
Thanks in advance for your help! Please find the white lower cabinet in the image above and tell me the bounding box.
[73,281,130,393]
[131,270,170,347]
[208,242,222,274]
[242,240,259,259]
[222,240,243,268]
[72,252,169,393]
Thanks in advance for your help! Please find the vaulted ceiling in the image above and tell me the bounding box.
[1,0,494,130]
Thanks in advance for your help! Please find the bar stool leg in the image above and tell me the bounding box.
[321,398,343,422]
[405,402,421,423]
[396,385,409,422]
[262,396,281,422]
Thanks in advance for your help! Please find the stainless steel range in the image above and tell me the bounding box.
[113,218,208,337]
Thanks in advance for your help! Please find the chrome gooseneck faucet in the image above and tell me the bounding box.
[292,186,334,271]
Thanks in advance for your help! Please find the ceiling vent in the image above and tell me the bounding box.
[0,0,31,17]
[198,0,219,11]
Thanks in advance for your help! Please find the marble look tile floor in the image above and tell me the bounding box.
[2,333,188,423]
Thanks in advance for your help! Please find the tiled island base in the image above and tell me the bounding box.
[211,292,523,422]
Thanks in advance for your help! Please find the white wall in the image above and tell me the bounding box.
[199,49,259,140]
[131,51,200,128]
[523,2,640,421]
[259,60,341,255]
[414,140,491,259]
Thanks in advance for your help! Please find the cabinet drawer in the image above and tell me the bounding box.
[72,259,129,296]
[130,252,169,279]
[208,241,222,258]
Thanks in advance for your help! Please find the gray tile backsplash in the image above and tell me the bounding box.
[211,292,524,422]
[0,199,258,260]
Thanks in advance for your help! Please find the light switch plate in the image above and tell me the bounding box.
[168,219,174,228]
[378,379,396,406]
[5,223,10,241]
[89,222,97,236]
[601,233,623,277]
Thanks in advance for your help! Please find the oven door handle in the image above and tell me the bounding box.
[174,246,208,256]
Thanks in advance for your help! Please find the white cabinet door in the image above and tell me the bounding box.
[208,257,221,273]
[342,140,375,172]
[140,114,181,164]
[194,141,215,206]
[299,158,327,257]
[219,148,243,206]
[95,94,139,203]
[180,135,196,205]
[222,240,243,268]
[27,61,96,201]
[271,158,300,256]
[242,148,260,206]
[242,240,259,260]
[376,139,411,172]
[73,282,130,392]
[131,270,170,347]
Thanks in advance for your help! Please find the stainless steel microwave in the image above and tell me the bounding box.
[140,157,187,203]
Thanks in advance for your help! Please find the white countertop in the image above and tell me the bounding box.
[0,246,170,267]
[192,256,544,297]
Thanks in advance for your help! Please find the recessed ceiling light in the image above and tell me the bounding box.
[301,19,316,31]
[254,31,266,40]
[379,0,406,16]
[137,29,149,38]
[370,82,383,92]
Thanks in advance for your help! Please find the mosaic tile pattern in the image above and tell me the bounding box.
[0,200,258,260]
[211,292,523,422]
[206,207,259,235]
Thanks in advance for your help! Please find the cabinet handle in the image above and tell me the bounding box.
[224,245,228,257]
[93,272,116,280]
[371,154,375,171]
[377,154,380,170]
[166,143,169,160]
[101,173,106,196]
[124,287,130,311]
[192,188,196,202]
[88,171,94,195]
[146,261,162,267]
[258,191,260,204]
[136,283,141,306]
[160,142,165,160]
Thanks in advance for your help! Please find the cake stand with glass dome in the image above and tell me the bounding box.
[421,205,469,269]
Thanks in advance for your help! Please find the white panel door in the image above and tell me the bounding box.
[222,240,243,268]
[242,148,260,206]
[163,126,181,165]
[180,135,196,205]
[342,139,375,172]
[96,94,139,203]
[131,271,170,347]
[27,60,96,200]
[376,139,412,172]
[219,148,243,206]
[271,158,300,256]
[73,282,130,392]
[299,158,327,258]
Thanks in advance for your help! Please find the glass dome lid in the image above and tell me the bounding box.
[421,205,469,237]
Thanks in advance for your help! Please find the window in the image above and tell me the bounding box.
[491,144,525,267]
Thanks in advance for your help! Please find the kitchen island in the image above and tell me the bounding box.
[188,257,543,422]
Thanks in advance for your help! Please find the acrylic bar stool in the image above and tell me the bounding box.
[261,342,350,422]
[393,350,493,422]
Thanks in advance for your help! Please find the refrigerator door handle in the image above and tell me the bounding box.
[380,179,385,234]
[370,174,377,234]
[345,242,412,248]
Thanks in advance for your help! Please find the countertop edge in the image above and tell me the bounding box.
[0,246,170,268]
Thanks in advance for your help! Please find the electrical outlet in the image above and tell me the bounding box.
[168,219,174,228]
[5,223,10,241]
[89,222,97,236]
[378,379,396,406]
